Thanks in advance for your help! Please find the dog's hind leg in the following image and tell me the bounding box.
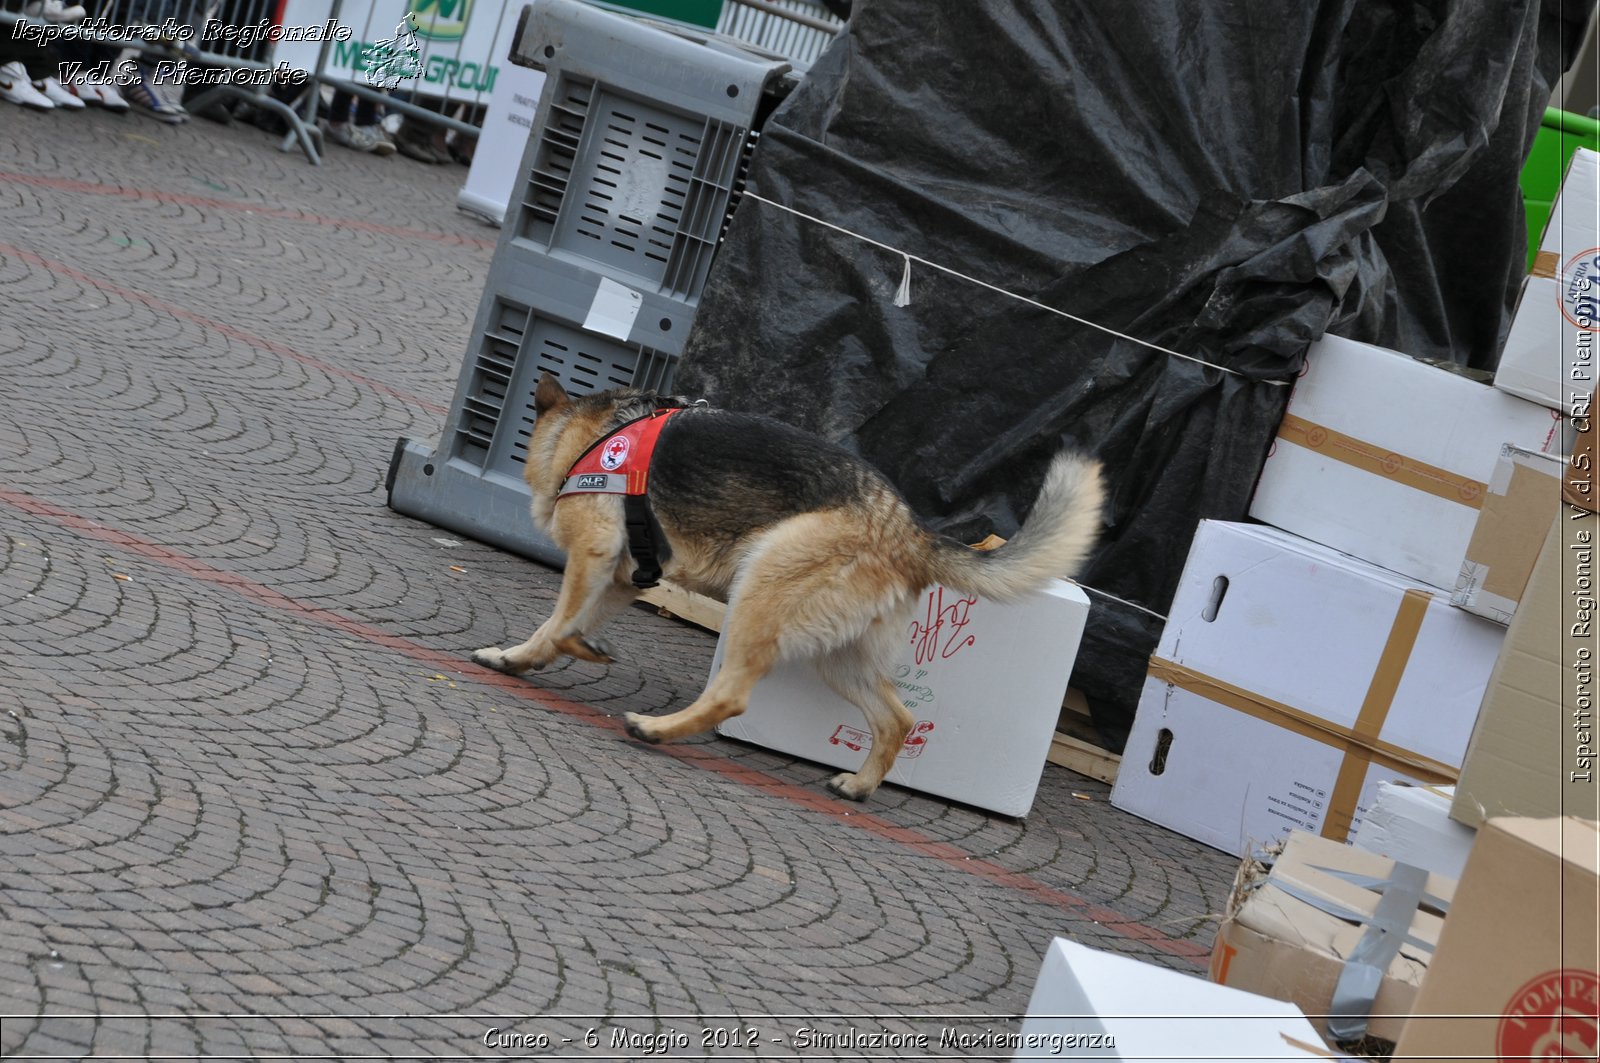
[818,623,915,801]
[472,540,634,674]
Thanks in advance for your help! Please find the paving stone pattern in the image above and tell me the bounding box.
[0,110,1238,1059]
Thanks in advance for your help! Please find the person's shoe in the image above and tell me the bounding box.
[33,76,86,109]
[123,68,188,124]
[395,123,443,163]
[358,124,396,156]
[62,72,130,111]
[0,62,54,110]
[23,0,86,22]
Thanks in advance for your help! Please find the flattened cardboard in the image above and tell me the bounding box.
[1212,830,1454,1043]
[1111,521,1504,855]
[712,580,1089,818]
[1452,444,1567,624]
[1250,334,1564,590]
[1350,782,1474,881]
[1394,816,1600,1061]
[1451,509,1600,826]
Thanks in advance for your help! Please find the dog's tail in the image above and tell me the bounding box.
[922,452,1105,602]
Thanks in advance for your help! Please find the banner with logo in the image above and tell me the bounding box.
[275,0,520,106]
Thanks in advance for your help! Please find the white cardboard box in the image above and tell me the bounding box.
[1496,274,1599,412]
[713,580,1089,817]
[1016,938,1339,1061]
[1110,521,1504,855]
[1250,333,1565,590]
[1501,148,1600,410]
[1349,781,1475,881]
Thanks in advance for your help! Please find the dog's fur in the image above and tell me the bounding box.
[473,373,1106,802]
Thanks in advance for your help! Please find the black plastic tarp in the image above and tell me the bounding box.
[676,0,1591,746]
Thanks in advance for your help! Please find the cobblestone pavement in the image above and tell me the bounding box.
[0,109,1238,1060]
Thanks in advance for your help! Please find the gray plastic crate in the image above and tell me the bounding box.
[387,0,791,566]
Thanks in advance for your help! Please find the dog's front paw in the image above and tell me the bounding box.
[623,712,662,744]
[471,646,526,675]
[825,772,875,802]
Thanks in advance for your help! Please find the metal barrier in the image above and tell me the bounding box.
[714,0,839,68]
[0,0,327,161]
[1,0,838,162]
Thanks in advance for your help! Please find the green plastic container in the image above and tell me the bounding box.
[1521,107,1600,271]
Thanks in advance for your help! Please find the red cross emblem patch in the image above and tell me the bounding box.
[599,434,631,471]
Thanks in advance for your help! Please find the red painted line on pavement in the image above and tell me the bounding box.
[0,171,497,250]
[0,242,449,417]
[0,486,1210,968]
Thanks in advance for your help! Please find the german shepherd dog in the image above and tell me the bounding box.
[473,373,1105,802]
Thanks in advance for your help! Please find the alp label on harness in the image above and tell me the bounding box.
[575,473,611,490]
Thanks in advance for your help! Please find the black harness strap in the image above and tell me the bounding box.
[623,493,667,589]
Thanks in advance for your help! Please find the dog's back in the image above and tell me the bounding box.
[650,408,901,549]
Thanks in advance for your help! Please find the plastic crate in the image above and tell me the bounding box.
[387,0,791,566]
[522,73,756,299]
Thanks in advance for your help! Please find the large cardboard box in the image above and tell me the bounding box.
[1111,521,1504,855]
[1394,816,1600,1061]
[1451,509,1600,827]
[1250,334,1565,590]
[1452,444,1567,624]
[1017,937,1337,1061]
[713,580,1089,817]
[1211,830,1454,1044]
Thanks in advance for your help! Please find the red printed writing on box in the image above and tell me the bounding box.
[828,721,935,758]
[909,586,978,664]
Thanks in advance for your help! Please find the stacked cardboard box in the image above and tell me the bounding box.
[1146,146,1600,1050]
[1110,519,1504,854]
[1115,216,1580,853]
[1451,482,1600,827]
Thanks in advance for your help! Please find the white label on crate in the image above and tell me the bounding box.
[582,277,644,342]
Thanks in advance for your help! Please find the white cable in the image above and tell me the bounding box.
[743,190,1292,387]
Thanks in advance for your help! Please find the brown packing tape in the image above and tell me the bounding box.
[1148,639,1457,830]
[1532,249,1560,280]
[1277,414,1487,509]
[1319,589,1432,842]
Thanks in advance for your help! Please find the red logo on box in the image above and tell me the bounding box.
[1558,248,1600,331]
[1496,969,1599,1061]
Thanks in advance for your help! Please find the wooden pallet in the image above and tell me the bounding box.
[1047,687,1122,785]
[639,581,726,632]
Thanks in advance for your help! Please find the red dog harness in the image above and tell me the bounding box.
[556,408,684,588]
